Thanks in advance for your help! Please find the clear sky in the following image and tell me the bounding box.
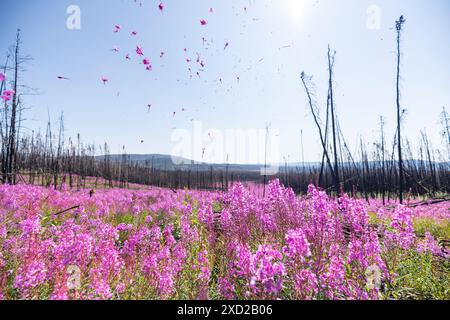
[1,0,449,164]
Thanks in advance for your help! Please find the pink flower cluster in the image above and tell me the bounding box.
[0,181,446,300]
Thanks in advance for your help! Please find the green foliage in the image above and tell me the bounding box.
[414,217,450,240]
[385,250,450,300]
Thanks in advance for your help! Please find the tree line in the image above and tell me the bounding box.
[1,21,449,202]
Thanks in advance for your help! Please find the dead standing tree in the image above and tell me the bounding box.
[395,16,406,203]
[300,72,336,189]
[6,30,21,184]
[300,45,343,195]
[1,29,32,185]
[440,106,450,161]
[327,45,340,194]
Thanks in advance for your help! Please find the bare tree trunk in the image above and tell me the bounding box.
[395,16,405,203]
[300,72,336,182]
[328,45,340,194]
[7,30,21,185]
[380,116,386,205]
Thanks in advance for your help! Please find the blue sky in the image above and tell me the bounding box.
[1,0,449,164]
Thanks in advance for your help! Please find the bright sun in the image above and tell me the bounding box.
[286,0,304,22]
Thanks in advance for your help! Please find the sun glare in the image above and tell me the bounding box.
[286,0,305,23]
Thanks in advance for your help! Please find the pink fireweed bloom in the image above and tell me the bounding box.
[284,228,311,262]
[417,232,442,256]
[200,19,208,26]
[101,77,108,84]
[158,2,164,11]
[113,25,121,33]
[131,31,137,36]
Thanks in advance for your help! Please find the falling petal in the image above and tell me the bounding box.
[136,46,144,56]
[200,19,208,26]
[1,90,14,102]
[0,73,5,82]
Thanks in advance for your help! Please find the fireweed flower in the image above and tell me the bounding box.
[284,228,311,262]
[387,205,416,250]
[249,245,285,297]
[417,232,442,256]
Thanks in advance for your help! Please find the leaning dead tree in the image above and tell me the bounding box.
[395,15,406,203]
[300,71,336,190]
[300,45,342,194]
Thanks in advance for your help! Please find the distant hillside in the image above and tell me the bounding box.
[95,154,449,174]
[96,154,321,172]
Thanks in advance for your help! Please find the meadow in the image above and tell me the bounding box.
[0,180,448,300]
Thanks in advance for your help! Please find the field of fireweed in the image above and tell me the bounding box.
[0,181,448,300]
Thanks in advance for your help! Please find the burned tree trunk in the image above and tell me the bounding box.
[395,16,406,203]
[328,45,340,194]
